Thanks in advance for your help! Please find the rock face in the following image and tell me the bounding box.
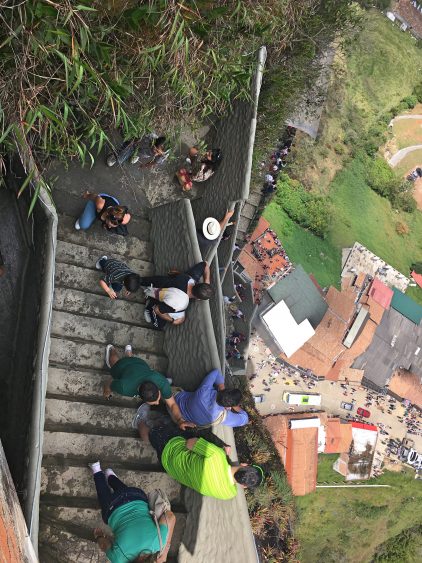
[38,211,186,562]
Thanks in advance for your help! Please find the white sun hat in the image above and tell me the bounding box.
[202,217,221,240]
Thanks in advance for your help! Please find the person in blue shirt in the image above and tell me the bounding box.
[174,369,249,428]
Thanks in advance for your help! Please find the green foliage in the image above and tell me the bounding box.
[275,173,332,237]
[411,262,422,274]
[371,525,422,563]
[365,157,415,212]
[413,82,422,103]
[402,95,418,109]
[353,501,387,519]
[365,156,396,197]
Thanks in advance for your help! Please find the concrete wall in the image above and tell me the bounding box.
[0,440,38,562]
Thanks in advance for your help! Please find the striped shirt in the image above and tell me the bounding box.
[102,258,135,287]
[161,437,237,500]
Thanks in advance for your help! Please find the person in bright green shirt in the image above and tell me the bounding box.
[144,423,264,500]
[89,461,176,563]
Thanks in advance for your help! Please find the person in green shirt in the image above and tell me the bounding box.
[142,422,264,500]
[102,344,194,431]
[89,461,176,563]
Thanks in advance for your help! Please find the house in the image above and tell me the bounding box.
[333,422,378,480]
[254,264,328,358]
[263,413,353,496]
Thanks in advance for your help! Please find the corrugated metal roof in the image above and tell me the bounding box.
[343,307,369,348]
[267,264,328,328]
[391,287,422,325]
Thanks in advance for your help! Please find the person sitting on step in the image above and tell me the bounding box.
[139,261,213,330]
[75,191,131,236]
[89,460,175,563]
[96,255,140,300]
[102,344,194,431]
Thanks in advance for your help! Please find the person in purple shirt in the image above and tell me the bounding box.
[175,369,249,428]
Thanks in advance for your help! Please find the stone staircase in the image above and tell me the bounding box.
[38,213,186,562]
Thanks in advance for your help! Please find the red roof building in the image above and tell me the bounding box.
[368,278,394,310]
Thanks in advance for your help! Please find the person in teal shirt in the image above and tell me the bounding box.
[89,461,175,562]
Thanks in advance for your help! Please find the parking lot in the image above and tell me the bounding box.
[248,333,422,474]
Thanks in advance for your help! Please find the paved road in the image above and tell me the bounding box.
[247,333,422,475]
[388,144,422,167]
[392,115,422,121]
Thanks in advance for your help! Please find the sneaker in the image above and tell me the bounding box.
[95,256,108,270]
[88,460,101,474]
[132,403,151,430]
[105,344,114,369]
[144,309,152,323]
[124,344,132,356]
[130,154,139,164]
[74,219,81,230]
[166,377,173,385]
[107,154,117,167]
[104,468,116,480]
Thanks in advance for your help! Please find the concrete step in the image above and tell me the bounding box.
[46,367,137,405]
[51,311,163,354]
[57,215,152,259]
[42,431,158,466]
[38,524,104,563]
[49,337,168,374]
[41,466,181,503]
[241,202,257,220]
[53,288,148,328]
[39,509,185,561]
[56,239,154,273]
[54,263,145,304]
[248,191,263,206]
[45,398,137,436]
[237,215,250,233]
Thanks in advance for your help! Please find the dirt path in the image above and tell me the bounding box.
[388,144,422,167]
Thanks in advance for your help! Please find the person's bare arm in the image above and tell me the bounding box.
[82,190,104,211]
[94,528,113,552]
[156,511,176,563]
[100,279,117,299]
[218,209,235,231]
[185,437,199,450]
[103,377,113,399]
[165,396,195,430]
[153,306,175,323]
[203,261,211,284]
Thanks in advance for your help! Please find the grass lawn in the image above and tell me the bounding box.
[317,454,345,484]
[329,156,422,277]
[392,118,422,150]
[395,148,422,176]
[263,202,341,288]
[296,471,422,563]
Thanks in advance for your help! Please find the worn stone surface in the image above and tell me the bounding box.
[56,239,153,274]
[49,337,167,373]
[42,431,158,466]
[41,467,180,502]
[53,288,148,327]
[58,215,152,259]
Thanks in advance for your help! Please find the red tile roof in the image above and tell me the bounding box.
[389,370,422,408]
[251,216,270,241]
[411,271,422,290]
[368,278,393,309]
[326,286,356,323]
[324,418,353,454]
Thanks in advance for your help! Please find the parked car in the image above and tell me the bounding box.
[253,394,265,404]
[407,449,422,466]
[357,407,370,418]
[398,446,410,461]
[341,401,354,411]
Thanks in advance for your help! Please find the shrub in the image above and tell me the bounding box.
[413,82,422,103]
[402,95,418,109]
[365,157,396,197]
[275,173,331,237]
[411,262,422,274]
